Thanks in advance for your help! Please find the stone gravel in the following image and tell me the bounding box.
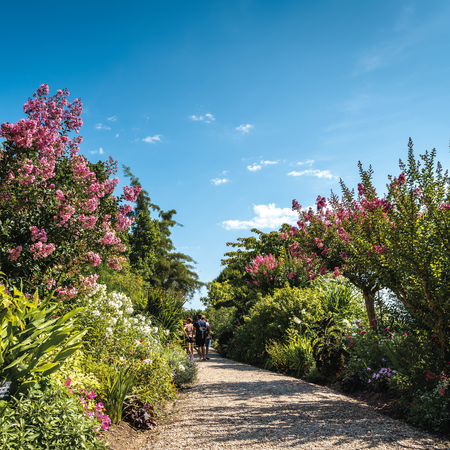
[141,350,448,449]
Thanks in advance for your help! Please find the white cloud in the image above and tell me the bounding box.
[189,113,215,123]
[288,169,334,180]
[297,159,314,166]
[89,148,105,155]
[107,116,117,122]
[115,134,119,138]
[95,124,111,130]
[236,124,253,134]
[211,178,228,185]
[247,160,278,171]
[142,135,162,144]
[221,204,298,230]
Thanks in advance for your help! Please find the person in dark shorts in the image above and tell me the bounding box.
[184,318,194,356]
[201,314,211,360]
[193,313,208,361]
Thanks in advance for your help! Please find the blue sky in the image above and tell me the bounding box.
[2,1,450,308]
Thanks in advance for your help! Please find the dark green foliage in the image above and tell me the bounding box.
[123,166,202,297]
[310,315,347,378]
[205,306,236,350]
[147,288,187,337]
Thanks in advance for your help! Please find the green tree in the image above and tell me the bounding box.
[123,166,202,298]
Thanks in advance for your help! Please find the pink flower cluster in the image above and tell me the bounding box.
[66,378,111,432]
[245,254,282,275]
[99,230,121,245]
[7,246,22,261]
[79,274,99,289]
[30,242,56,260]
[54,285,78,300]
[107,256,127,270]
[78,214,98,229]
[0,85,141,297]
[86,251,102,266]
[30,226,48,242]
[115,204,134,231]
[123,185,142,202]
[371,245,386,255]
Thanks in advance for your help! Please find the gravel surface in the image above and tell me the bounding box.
[141,350,448,449]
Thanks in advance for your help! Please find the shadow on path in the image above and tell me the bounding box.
[185,351,439,449]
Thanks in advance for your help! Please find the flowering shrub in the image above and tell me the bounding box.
[0,84,140,298]
[287,142,450,352]
[244,251,310,292]
[0,385,107,449]
[78,284,161,360]
[65,378,111,432]
[365,366,396,392]
[75,285,191,419]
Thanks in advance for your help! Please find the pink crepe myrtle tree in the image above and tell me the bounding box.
[0,84,141,300]
[244,250,312,292]
[286,139,450,353]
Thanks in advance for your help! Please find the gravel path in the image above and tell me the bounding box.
[141,350,447,449]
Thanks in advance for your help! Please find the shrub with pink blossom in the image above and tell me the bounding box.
[0,84,140,299]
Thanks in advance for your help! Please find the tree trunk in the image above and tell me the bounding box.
[362,288,378,332]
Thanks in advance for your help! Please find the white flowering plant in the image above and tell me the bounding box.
[77,284,162,361]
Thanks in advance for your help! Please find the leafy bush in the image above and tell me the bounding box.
[265,328,313,376]
[408,382,450,432]
[123,399,157,430]
[310,315,347,378]
[164,348,197,387]
[0,285,86,396]
[131,353,177,406]
[343,319,445,397]
[314,277,365,323]
[227,284,323,365]
[147,288,186,339]
[0,386,107,450]
[206,306,236,354]
[50,350,103,397]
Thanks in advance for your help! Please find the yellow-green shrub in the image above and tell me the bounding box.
[50,350,102,395]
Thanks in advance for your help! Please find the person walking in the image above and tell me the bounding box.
[184,318,194,357]
[193,313,208,361]
[202,315,212,360]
